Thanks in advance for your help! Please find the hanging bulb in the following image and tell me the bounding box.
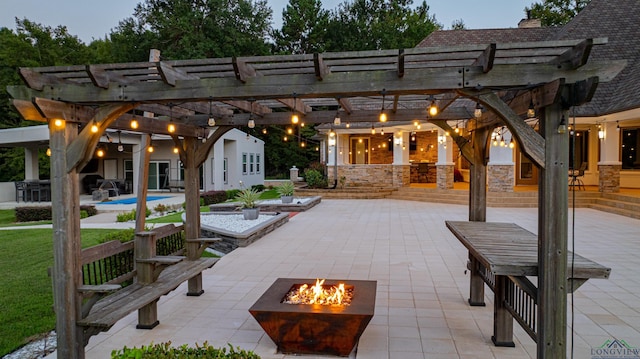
[334,112,341,125]
[371,126,375,135]
[287,128,293,135]
[527,99,536,118]
[130,118,139,129]
[46,148,51,156]
[329,129,335,137]
[300,142,306,148]
[291,113,299,124]
[248,119,255,129]
[379,110,387,122]
[173,146,179,154]
[414,120,419,127]
[208,117,216,127]
[246,133,250,141]
[493,138,498,146]
[147,145,154,153]
[557,115,567,134]
[474,102,483,119]
[53,119,64,128]
[167,122,176,133]
[428,97,438,116]
[508,140,515,149]
[262,127,267,134]
[91,124,99,133]
[500,136,506,147]
[117,144,124,152]
[454,124,459,134]
[283,136,288,142]
[616,121,620,131]
[380,128,384,136]
[346,123,350,128]
[96,148,105,157]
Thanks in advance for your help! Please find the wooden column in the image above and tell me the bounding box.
[135,134,151,233]
[49,120,84,358]
[182,137,205,295]
[469,127,491,222]
[537,99,569,359]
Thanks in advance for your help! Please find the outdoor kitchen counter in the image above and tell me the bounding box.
[445,220,611,347]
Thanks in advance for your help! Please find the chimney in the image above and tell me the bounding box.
[518,10,542,28]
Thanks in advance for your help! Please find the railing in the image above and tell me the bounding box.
[81,224,186,286]
[505,276,538,342]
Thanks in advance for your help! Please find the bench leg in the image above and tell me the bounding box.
[468,255,486,306]
[492,275,515,347]
[187,274,204,296]
[137,300,159,329]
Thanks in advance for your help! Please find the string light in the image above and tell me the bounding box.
[428,95,438,116]
[379,91,387,122]
[208,98,216,127]
[130,117,139,129]
[46,148,51,156]
[53,119,64,128]
[91,123,99,133]
[474,102,483,119]
[96,148,105,157]
[117,130,124,152]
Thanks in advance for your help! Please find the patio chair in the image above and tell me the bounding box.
[15,181,28,202]
[569,162,587,191]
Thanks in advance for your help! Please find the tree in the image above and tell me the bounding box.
[272,0,330,54]
[451,19,466,30]
[324,0,441,52]
[130,0,273,59]
[525,0,591,26]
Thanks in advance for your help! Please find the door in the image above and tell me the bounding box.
[350,138,369,164]
[148,161,170,190]
[515,148,538,185]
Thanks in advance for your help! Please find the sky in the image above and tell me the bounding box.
[0,0,531,44]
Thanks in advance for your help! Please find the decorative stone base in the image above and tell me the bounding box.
[599,164,621,193]
[488,164,514,193]
[393,165,411,187]
[437,164,454,190]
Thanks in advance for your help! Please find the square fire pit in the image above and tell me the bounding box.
[249,278,376,357]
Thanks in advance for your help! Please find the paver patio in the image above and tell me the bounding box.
[48,199,640,359]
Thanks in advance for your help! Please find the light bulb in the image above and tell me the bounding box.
[46,148,51,156]
[167,123,176,133]
[379,111,387,122]
[96,148,104,157]
[147,145,154,153]
[248,119,255,129]
[91,124,99,133]
[208,117,216,127]
[130,119,139,129]
[173,147,179,154]
[291,113,299,124]
[117,144,124,152]
[53,119,64,127]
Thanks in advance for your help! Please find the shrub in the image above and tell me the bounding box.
[304,169,327,189]
[111,342,260,359]
[200,191,227,205]
[80,210,89,219]
[116,208,150,222]
[251,184,266,192]
[276,181,295,196]
[15,205,97,222]
[306,162,326,175]
[235,188,260,208]
[99,228,136,243]
[226,189,240,200]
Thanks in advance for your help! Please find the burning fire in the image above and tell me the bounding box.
[283,279,352,306]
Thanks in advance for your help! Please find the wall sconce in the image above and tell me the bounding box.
[394,136,402,146]
[598,125,605,139]
[328,137,336,146]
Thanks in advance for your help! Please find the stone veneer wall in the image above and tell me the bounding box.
[437,164,454,189]
[599,164,621,193]
[393,165,411,187]
[488,165,514,192]
[327,165,399,187]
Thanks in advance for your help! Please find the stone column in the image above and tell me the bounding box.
[24,146,40,180]
[392,131,411,187]
[598,121,621,193]
[436,130,454,189]
[488,131,515,192]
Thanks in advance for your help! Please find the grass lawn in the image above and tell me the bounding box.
[0,228,127,356]
[0,209,51,228]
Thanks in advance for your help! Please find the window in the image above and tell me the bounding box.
[242,153,248,174]
[569,130,589,170]
[622,128,639,170]
[256,154,261,173]
[223,158,228,184]
[250,153,255,174]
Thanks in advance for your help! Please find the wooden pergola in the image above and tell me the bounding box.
[7,40,625,359]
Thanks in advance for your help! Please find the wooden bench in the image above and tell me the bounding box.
[445,221,611,347]
[75,224,221,345]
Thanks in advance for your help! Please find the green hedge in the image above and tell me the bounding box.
[200,191,228,206]
[15,205,97,222]
[111,342,260,359]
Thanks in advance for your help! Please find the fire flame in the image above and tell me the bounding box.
[283,279,351,306]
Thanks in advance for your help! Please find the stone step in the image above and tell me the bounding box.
[594,197,640,212]
[602,193,640,204]
[588,203,640,220]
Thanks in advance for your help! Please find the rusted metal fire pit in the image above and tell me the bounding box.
[249,278,376,357]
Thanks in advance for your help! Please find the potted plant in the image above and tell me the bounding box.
[276,181,295,204]
[236,187,261,220]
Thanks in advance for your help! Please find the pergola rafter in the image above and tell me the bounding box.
[7,38,626,359]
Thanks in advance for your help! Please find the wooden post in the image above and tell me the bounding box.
[49,120,84,358]
[537,98,569,359]
[135,231,159,329]
[492,275,515,347]
[182,137,205,295]
[135,134,151,233]
[468,126,491,222]
[467,254,485,306]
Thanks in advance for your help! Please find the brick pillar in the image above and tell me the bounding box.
[598,164,621,193]
[488,164,514,192]
[393,165,411,187]
[437,164,454,189]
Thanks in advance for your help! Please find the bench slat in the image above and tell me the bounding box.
[78,257,219,328]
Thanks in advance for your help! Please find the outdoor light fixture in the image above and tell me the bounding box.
[557,115,567,134]
[509,140,515,149]
[454,122,460,134]
[248,119,255,129]
[301,142,306,148]
[334,111,341,125]
[379,90,388,122]
[117,131,124,152]
[130,117,139,129]
[380,128,384,136]
[428,96,438,117]
[371,125,376,135]
[527,99,536,118]
[474,102,483,119]
[329,129,335,137]
[167,122,176,133]
[147,137,154,153]
[346,123,350,128]
[598,125,605,139]
[91,123,99,133]
[207,98,216,127]
[173,146,179,154]
[414,120,419,127]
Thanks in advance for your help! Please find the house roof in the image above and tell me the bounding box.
[418,0,639,117]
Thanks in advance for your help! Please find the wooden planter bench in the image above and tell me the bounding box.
[445,221,611,347]
[75,224,220,345]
